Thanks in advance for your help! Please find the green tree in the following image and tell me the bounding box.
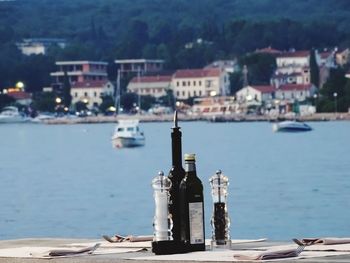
[0,94,15,110]
[62,71,72,108]
[319,68,348,112]
[121,92,138,112]
[99,94,115,114]
[310,49,319,87]
[75,101,88,112]
[31,92,56,112]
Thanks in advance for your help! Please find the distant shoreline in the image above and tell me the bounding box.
[42,112,350,124]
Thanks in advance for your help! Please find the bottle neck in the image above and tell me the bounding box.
[185,161,196,172]
[171,128,182,166]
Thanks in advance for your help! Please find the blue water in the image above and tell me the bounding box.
[0,121,349,241]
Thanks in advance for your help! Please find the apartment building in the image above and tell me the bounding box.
[115,59,164,77]
[127,75,172,98]
[71,80,114,108]
[50,61,108,88]
[172,68,230,100]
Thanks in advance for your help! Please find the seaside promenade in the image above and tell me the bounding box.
[42,112,350,125]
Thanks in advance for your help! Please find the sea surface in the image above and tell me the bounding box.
[0,121,349,241]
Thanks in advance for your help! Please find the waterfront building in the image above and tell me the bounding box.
[274,84,317,102]
[191,96,238,115]
[115,59,164,77]
[50,61,108,90]
[272,51,311,86]
[335,48,350,66]
[272,49,336,88]
[236,85,276,105]
[16,38,66,56]
[236,83,316,104]
[204,60,238,74]
[127,75,172,98]
[172,68,230,100]
[5,90,32,106]
[71,80,114,108]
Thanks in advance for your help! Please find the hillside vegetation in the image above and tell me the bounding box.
[0,0,350,92]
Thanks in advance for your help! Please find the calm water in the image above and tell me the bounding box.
[0,121,349,241]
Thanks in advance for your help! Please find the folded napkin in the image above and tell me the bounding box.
[103,234,153,243]
[234,248,300,261]
[300,238,350,246]
[32,243,100,258]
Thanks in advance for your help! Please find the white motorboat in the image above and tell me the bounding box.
[272,120,312,132]
[111,119,145,148]
[0,106,29,123]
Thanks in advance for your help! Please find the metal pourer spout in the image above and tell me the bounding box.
[173,110,178,128]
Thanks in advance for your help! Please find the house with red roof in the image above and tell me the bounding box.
[275,84,317,102]
[71,80,114,108]
[236,83,316,107]
[127,75,172,98]
[50,61,109,91]
[172,68,229,100]
[255,46,282,56]
[236,85,276,105]
[6,90,32,106]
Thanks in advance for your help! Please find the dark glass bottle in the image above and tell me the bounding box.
[179,153,206,252]
[168,111,185,243]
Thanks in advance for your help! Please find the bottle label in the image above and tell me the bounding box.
[188,202,204,244]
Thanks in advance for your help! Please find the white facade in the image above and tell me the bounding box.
[71,81,114,108]
[236,85,275,104]
[172,69,229,100]
[273,51,311,86]
[17,38,66,56]
[127,76,172,98]
[274,84,317,102]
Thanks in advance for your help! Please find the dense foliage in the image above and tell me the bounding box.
[1,0,350,111]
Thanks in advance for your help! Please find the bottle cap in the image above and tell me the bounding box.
[184,153,196,161]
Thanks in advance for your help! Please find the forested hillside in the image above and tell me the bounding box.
[1,0,350,92]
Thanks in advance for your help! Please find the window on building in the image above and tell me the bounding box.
[188,91,191,97]
[199,90,202,96]
[177,91,180,96]
[177,81,179,87]
[206,80,212,88]
[199,81,202,86]
[194,91,197,96]
[182,91,185,96]
[193,81,196,86]
[188,81,190,86]
[183,81,186,86]
[75,92,78,98]
[94,92,97,97]
[84,92,88,97]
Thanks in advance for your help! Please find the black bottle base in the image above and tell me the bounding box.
[152,240,187,255]
[183,242,206,252]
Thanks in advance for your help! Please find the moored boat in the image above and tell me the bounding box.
[111,119,145,148]
[272,120,312,132]
[0,106,29,123]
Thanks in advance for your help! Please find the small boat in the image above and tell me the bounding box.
[272,120,312,132]
[111,119,145,148]
[0,106,29,123]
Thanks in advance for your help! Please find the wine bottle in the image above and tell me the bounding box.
[168,111,185,243]
[179,153,206,252]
